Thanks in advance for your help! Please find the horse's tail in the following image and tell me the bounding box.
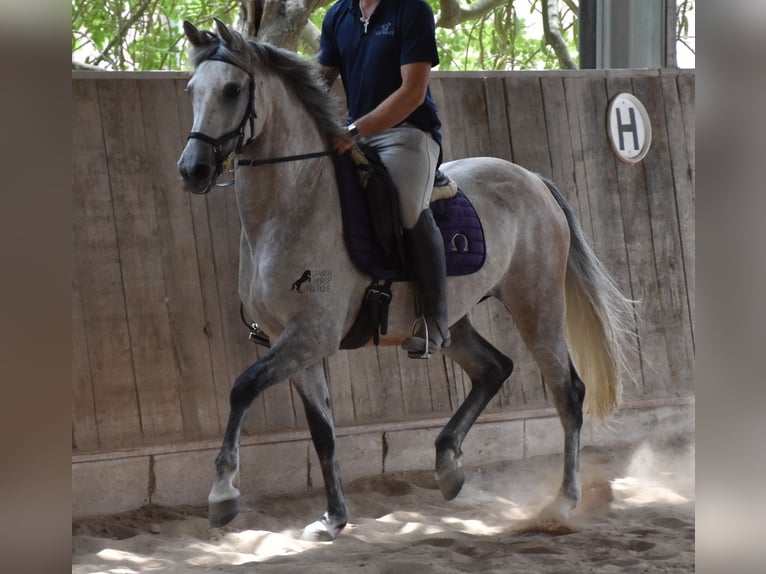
[540,176,636,420]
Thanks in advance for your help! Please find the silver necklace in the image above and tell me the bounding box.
[359,0,371,34]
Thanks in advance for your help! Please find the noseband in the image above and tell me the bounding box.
[186,53,257,181]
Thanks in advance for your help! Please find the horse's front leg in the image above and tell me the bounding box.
[292,363,348,541]
[208,324,333,527]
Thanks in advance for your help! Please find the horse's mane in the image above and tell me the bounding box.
[189,31,345,142]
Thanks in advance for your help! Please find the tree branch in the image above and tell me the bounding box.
[437,0,506,28]
[237,0,264,38]
[91,0,154,66]
[562,0,578,16]
[541,0,576,69]
[235,0,310,48]
[72,60,105,71]
[299,20,321,55]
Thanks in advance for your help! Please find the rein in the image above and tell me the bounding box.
[187,53,333,188]
[238,150,333,167]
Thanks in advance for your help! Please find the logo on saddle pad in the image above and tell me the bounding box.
[291,269,332,294]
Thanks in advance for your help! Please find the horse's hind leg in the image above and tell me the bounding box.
[292,363,348,541]
[542,359,586,521]
[500,284,586,522]
[436,314,515,500]
[537,355,585,523]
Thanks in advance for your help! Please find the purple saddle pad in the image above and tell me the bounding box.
[333,155,486,282]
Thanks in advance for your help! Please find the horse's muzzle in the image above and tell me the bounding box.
[178,141,216,194]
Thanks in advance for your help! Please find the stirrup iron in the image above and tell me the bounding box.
[409,315,432,359]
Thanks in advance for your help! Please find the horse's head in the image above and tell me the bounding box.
[177,19,258,194]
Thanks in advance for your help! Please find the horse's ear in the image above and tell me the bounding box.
[215,18,236,46]
[183,20,208,47]
[214,18,245,51]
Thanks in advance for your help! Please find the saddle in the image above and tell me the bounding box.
[334,144,486,350]
[334,143,485,281]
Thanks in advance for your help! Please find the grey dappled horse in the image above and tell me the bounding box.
[177,20,635,541]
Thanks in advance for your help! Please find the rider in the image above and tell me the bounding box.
[318,0,450,358]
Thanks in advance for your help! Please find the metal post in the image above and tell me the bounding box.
[579,0,597,69]
[581,0,671,69]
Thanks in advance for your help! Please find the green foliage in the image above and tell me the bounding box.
[429,0,578,70]
[72,1,698,72]
[72,0,237,70]
[675,0,695,62]
[72,0,579,71]
[676,0,694,38]
[308,4,330,31]
[71,1,600,72]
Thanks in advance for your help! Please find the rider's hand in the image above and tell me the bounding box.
[333,123,361,155]
[333,135,355,155]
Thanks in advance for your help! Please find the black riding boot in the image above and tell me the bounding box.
[401,209,451,358]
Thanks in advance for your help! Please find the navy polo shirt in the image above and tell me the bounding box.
[319,0,442,144]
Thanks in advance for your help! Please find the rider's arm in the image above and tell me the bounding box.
[349,62,432,139]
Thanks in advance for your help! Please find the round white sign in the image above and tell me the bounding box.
[607,93,652,163]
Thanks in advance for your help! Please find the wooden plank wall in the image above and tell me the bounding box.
[72,69,695,455]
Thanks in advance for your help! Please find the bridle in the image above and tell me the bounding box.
[186,53,257,185]
[185,53,332,189]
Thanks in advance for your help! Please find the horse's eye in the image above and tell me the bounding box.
[223,83,242,99]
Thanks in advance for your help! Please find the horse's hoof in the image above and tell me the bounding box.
[435,465,465,500]
[209,497,240,527]
[300,518,345,542]
[537,496,575,525]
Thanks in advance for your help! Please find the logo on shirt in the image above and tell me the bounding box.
[376,22,394,36]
